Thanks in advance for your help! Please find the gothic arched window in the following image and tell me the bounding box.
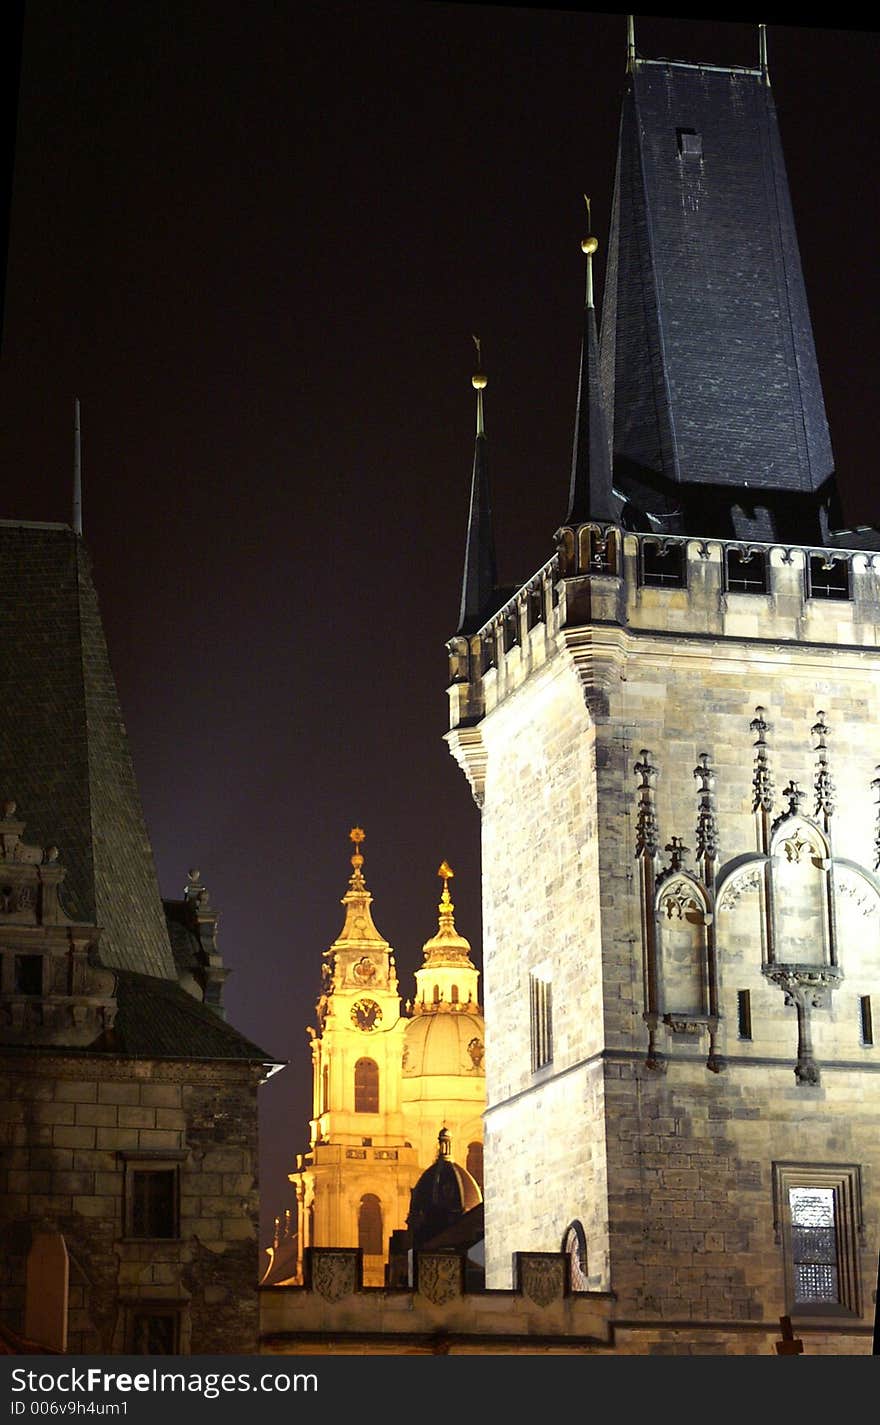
[358,1194,383,1257]
[354,1057,379,1113]
[563,1219,589,1292]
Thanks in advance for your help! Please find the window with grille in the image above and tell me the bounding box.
[726,549,767,594]
[529,969,553,1072]
[354,1057,379,1113]
[807,555,851,600]
[773,1163,862,1317]
[640,541,686,588]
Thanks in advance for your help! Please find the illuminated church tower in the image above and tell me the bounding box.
[446,23,879,1351]
[284,833,484,1288]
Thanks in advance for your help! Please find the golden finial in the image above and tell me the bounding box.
[349,826,365,875]
[471,336,486,437]
[581,195,598,309]
[437,860,455,925]
[471,335,487,390]
[581,195,598,256]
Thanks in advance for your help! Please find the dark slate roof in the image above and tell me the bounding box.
[0,524,176,978]
[600,62,833,502]
[110,969,278,1062]
[566,299,616,525]
[163,898,202,973]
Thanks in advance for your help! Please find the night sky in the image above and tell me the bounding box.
[1,5,878,1256]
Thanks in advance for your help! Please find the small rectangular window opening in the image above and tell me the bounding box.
[129,1168,177,1239]
[503,610,520,652]
[737,989,752,1040]
[641,541,686,589]
[527,587,544,630]
[808,555,851,601]
[726,549,767,594]
[677,127,702,158]
[130,1311,179,1355]
[14,954,43,996]
[860,995,873,1046]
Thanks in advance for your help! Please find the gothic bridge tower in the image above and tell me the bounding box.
[445,23,879,1353]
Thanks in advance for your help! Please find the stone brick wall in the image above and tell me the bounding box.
[448,531,880,1347]
[0,1053,263,1353]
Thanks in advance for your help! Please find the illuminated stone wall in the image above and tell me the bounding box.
[446,531,880,1349]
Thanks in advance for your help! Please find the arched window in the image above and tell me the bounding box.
[563,1220,589,1292]
[358,1194,383,1256]
[433,984,441,1004]
[354,1057,379,1113]
[466,1141,483,1188]
[321,1064,329,1114]
[451,984,459,1003]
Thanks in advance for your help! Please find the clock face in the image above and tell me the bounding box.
[351,998,382,1032]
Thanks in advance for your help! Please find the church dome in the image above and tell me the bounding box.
[403,1007,485,1078]
[407,1128,482,1249]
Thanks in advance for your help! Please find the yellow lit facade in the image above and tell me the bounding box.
[280,833,485,1287]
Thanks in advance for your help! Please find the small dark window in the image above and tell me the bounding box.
[481,631,497,673]
[726,549,767,594]
[130,1311,179,1354]
[14,954,42,996]
[503,610,520,651]
[737,990,752,1040]
[527,587,544,630]
[677,127,702,158]
[808,556,850,600]
[358,1194,383,1256]
[451,984,459,1003]
[354,1057,379,1114]
[130,1168,177,1239]
[641,541,686,588]
[321,1063,329,1113]
[860,995,873,1046]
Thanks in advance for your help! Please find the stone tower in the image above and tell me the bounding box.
[0,522,280,1353]
[445,25,879,1352]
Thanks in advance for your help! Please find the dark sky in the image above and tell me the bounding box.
[2,4,878,1255]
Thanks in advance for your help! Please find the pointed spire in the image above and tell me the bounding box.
[456,337,498,635]
[421,859,476,968]
[759,23,770,86]
[330,827,390,949]
[626,14,636,73]
[73,398,82,536]
[565,198,615,526]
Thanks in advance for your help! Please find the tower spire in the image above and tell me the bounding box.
[73,398,82,536]
[456,337,498,634]
[565,198,615,526]
[759,23,770,85]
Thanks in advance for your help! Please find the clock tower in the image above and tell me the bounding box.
[289,830,420,1285]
